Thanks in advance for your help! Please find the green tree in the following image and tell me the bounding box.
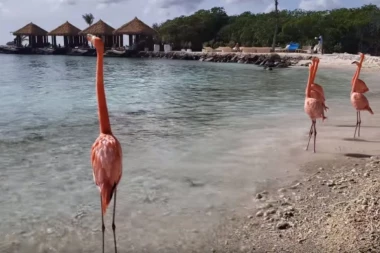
[82,13,94,26]
[154,4,380,55]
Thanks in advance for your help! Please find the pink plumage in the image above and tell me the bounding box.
[304,57,326,153]
[308,58,328,112]
[304,97,326,120]
[350,92,373,114]
[91,133,123,214]
[352,79,369,93]
[350,53,373,138]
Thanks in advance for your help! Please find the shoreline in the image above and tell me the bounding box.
[2,47,380,69]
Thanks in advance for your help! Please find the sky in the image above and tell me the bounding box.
[0,0,378,45]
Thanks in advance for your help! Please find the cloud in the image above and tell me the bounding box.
[149,0,203,11]
[223,0,276,13]
[223,0,271,4]
[144,0,204,16]
[0,2,10,15]
[45,0,130,9]
[299,0,342,10]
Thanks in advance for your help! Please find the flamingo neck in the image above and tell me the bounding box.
[352,56,364,93]
[312,60,319,84]
[306,64,313,98]
[352,67,359,85]
[96,49,111,134]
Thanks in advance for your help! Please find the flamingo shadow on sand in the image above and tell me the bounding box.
[335,124,380,128]
[342,138,380,143]
[343,153,373,159]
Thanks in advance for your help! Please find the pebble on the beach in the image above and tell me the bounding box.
[256,211,264,217]
[276,222,292,230]
[256,193,263,199]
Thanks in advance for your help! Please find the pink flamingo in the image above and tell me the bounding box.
[309,57,328,112]
[305,58,327,153]
[350,53,373,138]
[88,34,123,253]
[351,53,369,94]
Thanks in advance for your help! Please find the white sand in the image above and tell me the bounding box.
[290,52,380,70]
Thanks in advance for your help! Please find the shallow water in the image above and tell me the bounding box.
[0,54,374,252]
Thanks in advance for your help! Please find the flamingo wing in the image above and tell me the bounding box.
[91,133,123,213]
[352,79,369,93]
[310,83,326,102]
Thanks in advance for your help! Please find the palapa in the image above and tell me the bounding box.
[79,19,114,36]
[13,22,48,36]
[114,17,157,36]
[48,21,81,36]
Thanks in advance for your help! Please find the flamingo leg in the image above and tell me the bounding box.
[305,121,314,151]
[354,111,359,138]
[100,195,105,253]
[358,111,361,137]
[313,120,317,153]
[112,188,118,253]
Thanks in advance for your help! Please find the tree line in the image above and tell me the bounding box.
[153,5,380,55]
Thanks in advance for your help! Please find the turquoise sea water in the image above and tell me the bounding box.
[0,54,368,252]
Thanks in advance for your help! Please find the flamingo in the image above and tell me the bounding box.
[350,53,373,138]
[88,34,123,253]
[351,53,369,94]
[309,57,328,112]
[305,58,327,153]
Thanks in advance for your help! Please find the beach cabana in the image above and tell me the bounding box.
[113,17,157,51]
[13,22,48,48]
[79,19,115,48]
[48,21,85,48]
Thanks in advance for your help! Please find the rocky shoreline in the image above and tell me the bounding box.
[136,51,311,68]
[0,46,312,68]
[199,155,380,252]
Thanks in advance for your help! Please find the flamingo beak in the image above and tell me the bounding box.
[87,34,95,43]
[351,61,358,64]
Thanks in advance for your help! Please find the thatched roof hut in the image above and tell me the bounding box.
[48,21,81,36]
[13,22,48,48]
[48,21,85,48]
[79,19,115,36]
[114,17,157,36]
[113,17,157,50]
[79,20,115,48]
[13,22,47,36]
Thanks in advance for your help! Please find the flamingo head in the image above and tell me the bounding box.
[87,34,104,50]
[351,61,359,66]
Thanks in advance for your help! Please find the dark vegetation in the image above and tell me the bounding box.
[153,5,380,55]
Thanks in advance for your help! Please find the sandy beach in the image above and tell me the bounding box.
[193,64,380,252]
[293,52,380,70]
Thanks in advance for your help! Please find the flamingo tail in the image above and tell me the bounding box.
[366,106,374,115]
[101,182,117,214]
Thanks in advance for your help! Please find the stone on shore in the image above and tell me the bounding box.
[136,51,311,68]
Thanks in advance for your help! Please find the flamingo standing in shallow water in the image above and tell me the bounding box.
[350,53,373,138]
[351,53,369,94]
[88,34,123,253]
[305,57,327,153]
